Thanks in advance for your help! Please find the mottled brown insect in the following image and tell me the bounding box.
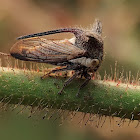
[2,19,104,96]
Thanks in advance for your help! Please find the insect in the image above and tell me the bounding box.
[1,19,104,96]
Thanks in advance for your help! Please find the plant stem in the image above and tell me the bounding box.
[0,67,140,120]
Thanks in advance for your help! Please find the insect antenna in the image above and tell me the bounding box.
[17,28,83,40]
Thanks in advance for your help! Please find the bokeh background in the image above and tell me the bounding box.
[0,0,140,139]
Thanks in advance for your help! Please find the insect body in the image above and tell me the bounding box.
[9,19,104,96]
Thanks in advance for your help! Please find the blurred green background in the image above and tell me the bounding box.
[0,0,140,139]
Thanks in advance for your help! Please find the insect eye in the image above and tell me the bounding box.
[92,59,99,66]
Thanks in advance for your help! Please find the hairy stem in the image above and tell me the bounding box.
[0,67,140,120]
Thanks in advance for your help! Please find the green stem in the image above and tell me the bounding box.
[0,67,140,120]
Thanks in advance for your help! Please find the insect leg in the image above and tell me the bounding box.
[41,66,70,79]
[41,63,82,79]
[76,73,91,97]
[58,71,81,95]
[0,52,10,56]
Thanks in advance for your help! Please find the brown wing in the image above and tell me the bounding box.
[10,37,86,64]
